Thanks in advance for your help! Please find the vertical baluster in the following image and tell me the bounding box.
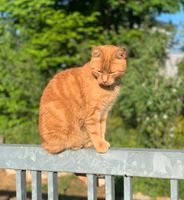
[87,174,97,200]
[105,175,115,200]
[170,179,179,200]
[124,176,132,200]
[48,172,58,200]
[16,170,26,200]
[32,171,42,200]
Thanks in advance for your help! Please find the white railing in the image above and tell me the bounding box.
[0,144,184,200]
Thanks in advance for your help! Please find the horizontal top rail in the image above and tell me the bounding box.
[0,144,184,180]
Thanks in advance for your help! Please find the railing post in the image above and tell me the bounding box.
[124,176,132,200]
[87,174,97,200]
[32,171,42,200]
[170,179,178,200]
[105,175,115,200]
[48,172,58,200]
[16,170,26,200]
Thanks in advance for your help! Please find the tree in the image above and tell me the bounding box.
[0,0,102,77]
[106,28,184,148]
[0,0,102,142]
[0,27,44,143]
[58,0,184,29]
[1,0,183,74]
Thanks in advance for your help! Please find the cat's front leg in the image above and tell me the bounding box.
[100,112,108,140]
[86,110,110,153]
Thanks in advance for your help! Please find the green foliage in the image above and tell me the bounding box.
[0,30,43,143]
[108,30,184,148]
[56,0,184,29]
[26,11,101,71]
[134,177,170,197]
[107,116,139,148]
[133,178,184,199]
[115,177,170,198]
[0,0,102,76]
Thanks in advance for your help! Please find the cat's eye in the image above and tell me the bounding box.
[92,71,99,79]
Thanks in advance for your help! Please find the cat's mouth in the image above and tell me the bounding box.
[99,84,115,90]
[99,81,120,90]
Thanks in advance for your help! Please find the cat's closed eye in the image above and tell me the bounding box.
[92,71,99,79]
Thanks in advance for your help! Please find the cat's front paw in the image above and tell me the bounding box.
[95,140,110,153]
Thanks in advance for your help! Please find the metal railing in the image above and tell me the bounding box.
[0,144,184,200]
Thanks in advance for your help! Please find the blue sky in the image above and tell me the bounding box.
[156,7,184,52]
[156,8,184,25]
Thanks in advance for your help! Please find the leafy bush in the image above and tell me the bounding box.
[0,35,43,143]
[109,29,184,149]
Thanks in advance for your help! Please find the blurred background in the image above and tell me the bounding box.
[0,0,184,199]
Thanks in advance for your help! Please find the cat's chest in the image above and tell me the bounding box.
[90,84,120,110]
[102,87,120,109]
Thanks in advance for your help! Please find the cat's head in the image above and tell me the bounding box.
[89,45,126,87]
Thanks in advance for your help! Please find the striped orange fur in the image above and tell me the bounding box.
[39,45,127,153]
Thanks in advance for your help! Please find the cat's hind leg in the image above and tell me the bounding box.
[41,132,68,154]
[39,101,74,153]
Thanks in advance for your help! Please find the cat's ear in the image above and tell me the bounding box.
[116,47,126,59]
[92,46,101,58]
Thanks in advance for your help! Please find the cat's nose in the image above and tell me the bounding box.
[102,74,108,83]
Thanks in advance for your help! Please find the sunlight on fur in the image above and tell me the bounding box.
[39,45,127,153]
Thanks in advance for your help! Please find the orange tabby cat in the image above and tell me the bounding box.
[39,45,126,153]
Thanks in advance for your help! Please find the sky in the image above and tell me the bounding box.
[156,7,184,52]
[157,8,184,25]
